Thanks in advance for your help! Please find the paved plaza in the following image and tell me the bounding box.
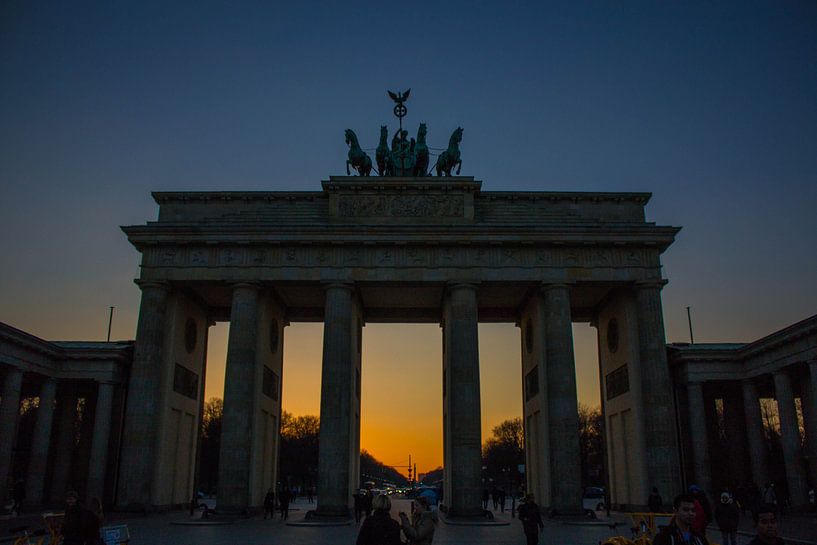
[87,498,817,545]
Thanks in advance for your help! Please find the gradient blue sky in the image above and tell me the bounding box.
[2,1,816,472]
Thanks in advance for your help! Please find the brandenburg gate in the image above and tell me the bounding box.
[117,175,682,516]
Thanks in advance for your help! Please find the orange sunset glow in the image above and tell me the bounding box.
[204,322,601,478]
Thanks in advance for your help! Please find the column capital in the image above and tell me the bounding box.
[231,281,261,292]
[134,279,170,292]
[446,281,479,294]
[540,281,574,293]
[321,281,355,292]
[634,279,668,291]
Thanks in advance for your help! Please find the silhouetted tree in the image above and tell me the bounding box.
[279,411,320,489]
[360,450,408,488]
[482,417,524,492]
[578,404,604,487]
[198,397,222,493]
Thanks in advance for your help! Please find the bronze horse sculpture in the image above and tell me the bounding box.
[376,125,393,176]
[345,129,372,176]
[434,127,463,176]
[413,123,429,176]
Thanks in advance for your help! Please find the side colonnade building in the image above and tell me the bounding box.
[669,315,817,508]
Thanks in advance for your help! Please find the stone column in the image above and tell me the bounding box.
[316,282,356,517]
[0,367,23,503]
[722,386,748,485]
[117,281,169,507]
[686,382,712,493]
[50,393,78,501]
[86,381,115,501]
[218,283,260,511]
[444,283,482,517]
[773,370,808,507]
[634,280,681,500]
[803,360,817,490]
[25,378,57,505]
[741,380,769,487]
[543,283,582,512]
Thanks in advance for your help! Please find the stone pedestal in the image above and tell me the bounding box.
[634,281,681,499]
[741,380,769,487]
[442,283,483,517]
[218,283,260,511]
[686,382,712,493]
[543,284,582,512]
[0,367,23,503]
[117,281,169,507]
[774,371,808,507]
[316,282,357,517]
[26,379,57,504]
[86,381,115,501]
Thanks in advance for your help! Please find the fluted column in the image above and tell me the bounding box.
[774,370,808,507]
[117,281,169,507]
[218,283,260,511]
[804,361,817,489]
[0,368,24,503]
[86,381,115,501]
[25,378,57,504]
[316,282,355,517]
[444,283,482,517]
[686,382,712,493]
[50,392,78,501]
[634,280,681,499]
[741,380,769,487]
[543,283,582,512]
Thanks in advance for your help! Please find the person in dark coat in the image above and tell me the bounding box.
[263,488,275,519]
[11,479,25,515]
[746,504,785,545]
[61,490,101,545]
[517,493,544,545]
[356,493,401,545]
[278,488,290,520]
[652,493,710,545]
[353,490,367,523]
[648,487,663,512]
[714,491,740,545]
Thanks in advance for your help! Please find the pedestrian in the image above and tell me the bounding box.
[652,493,710,545]
[11,479,25,515]
[279,488,290,520]
[648,486,663,513]
[746,504,784,545]
[689,485,712,535]
[356,493,401,545]
[62,490,101,545]
[481,488,490,510]
[762,482,778,508]
[354,490,366,523]
[307,486,314,504]
[517,493,544,545]
[498,487,506,513]
[715,491,740,545]
[491,485,499,509]
[399,496,437,545]
[263,488,275,519]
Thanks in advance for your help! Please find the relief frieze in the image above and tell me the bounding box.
[144,245,656,270]
[338,194,464,217]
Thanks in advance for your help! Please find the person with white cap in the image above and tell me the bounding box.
[715,491,740,545]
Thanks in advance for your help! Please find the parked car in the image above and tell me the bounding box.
[582,486,606,513]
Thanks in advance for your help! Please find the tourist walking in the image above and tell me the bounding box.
[356,494,401,545]
[399,496,437,545]
[481,488,490,510]
[715,491,740,545]
[746,504,784,544]
[652,493,710,545]
[62,490,101,545]
[263,488,275,519]
[11,479,25,515]
[279,488,290,520]
[648,487,663,512]
[354,490,367,523]
[517,493,544,545]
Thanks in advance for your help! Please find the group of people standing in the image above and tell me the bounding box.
[355,494,437,545]
[480,485,508,512]
[263,486,302,520]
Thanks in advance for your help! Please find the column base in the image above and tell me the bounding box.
[306,507,351,520]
